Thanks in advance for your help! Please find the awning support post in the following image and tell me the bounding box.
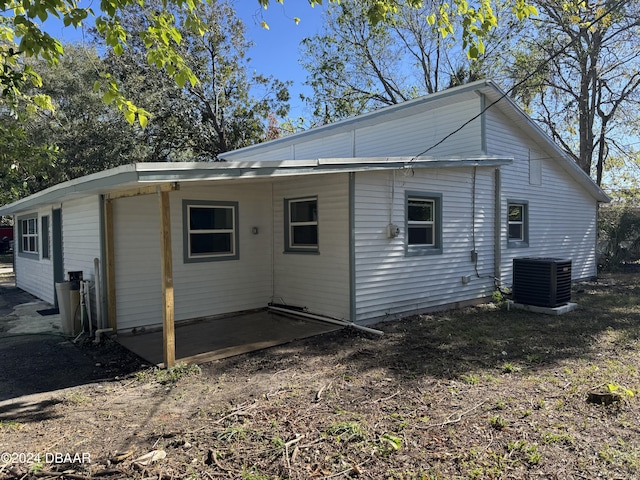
[159,188,175,368]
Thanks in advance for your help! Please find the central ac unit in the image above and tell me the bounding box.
[513,258,572,308]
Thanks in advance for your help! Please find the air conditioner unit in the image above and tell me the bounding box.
[513,258,572,308]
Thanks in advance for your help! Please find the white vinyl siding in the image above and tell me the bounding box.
[173,184,273,321]
[273,174,350,320]
[485,108,598,282]
[353,98,482,158]
[62,196,103,322]
[62,197,101,284]
[223,92,484,162]
[14,207,54,303]
[113,194,161,331]
[112,183,273,331]
[353,168,496,323]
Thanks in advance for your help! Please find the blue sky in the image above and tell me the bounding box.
[235,1,327,119]
[43,0,327,119]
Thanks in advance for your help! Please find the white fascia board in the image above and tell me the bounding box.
[135,157,513,183]
[0,166,139,216]
[0,156,513,215]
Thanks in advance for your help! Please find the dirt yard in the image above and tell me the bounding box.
[1,273,640,479]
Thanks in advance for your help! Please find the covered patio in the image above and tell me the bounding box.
[116,309,342,367]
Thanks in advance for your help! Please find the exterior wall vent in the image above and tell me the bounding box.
[513,258,572,307]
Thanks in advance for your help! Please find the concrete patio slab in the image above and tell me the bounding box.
[117,310,342,367]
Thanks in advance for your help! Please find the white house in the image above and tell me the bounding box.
[0,80,609,364]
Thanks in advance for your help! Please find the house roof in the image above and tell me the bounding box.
[0,156,512,215]
[0,79,609,215]
[221,79,610,204]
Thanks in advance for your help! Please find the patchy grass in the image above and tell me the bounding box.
[1,273,640,479]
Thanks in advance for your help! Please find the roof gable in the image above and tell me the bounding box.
[222,79,608,203]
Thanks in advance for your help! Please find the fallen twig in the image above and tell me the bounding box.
[314,383,331,402]
[323,460,370,479]
[417,401,486,429]
[214,402,257,424]
[366,390,400,404]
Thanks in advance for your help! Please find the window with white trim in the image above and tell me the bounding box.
[183,201,239,262]
[507,200,529,248]
[285,197,318,252]
[20,216,38,255]
[405,192,442,256]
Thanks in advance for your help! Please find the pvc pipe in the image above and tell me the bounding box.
[94,258,103,330]
[268,306,384,336]
[94,328,113,344]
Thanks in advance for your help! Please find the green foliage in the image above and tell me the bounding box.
[607,382,635,399]
[326,420,366,442]
[502,362,521,374]
[0,420,23,431]
[598,204,640,271]
[136,362,201,384]
[100,0,291,159]
[506,1,640,186]
[379,433,403,453]
[300,0,523,124]
[489,415,507,430]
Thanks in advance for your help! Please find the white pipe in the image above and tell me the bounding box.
[94,328,113,344]
[94,258,103,330]
[268,306,384,336]
[85,281,93,336]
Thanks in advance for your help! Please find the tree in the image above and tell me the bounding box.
[507,0,640,187]
[103,0,291,160]
[1,0,537,121]
[300,0,519,123]
[26,45,146,180]
[0,116,59,205]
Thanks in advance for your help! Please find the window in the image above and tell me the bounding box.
[19,216,38,257]
[507,200,529,248]
[285,197,318,252]
[41,215,50,259]
[183,200,239,262]
[405,192,442,256]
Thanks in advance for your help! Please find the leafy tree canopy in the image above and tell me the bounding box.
[1,0,537,125]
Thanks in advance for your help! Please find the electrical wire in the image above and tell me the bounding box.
[409,0,631,161]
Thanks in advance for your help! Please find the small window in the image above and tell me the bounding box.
[405,192,442,256]
[19,216,39,256]
[408,198,435,246]
[41,215,50,259]
[285,197,318,252]
[183,201,239,262]
[507,200,529,248]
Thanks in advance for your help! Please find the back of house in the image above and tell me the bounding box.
[0,80,608,337]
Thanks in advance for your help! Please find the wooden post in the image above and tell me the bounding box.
[104,199,117,330]
[159,189,175,368]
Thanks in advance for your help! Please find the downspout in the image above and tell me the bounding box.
[98,195,107,329]
[595,201,601,280]
[494,167,502,287]
[349,172,356,324]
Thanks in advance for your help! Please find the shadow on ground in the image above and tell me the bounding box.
[209,275,640,383]
[0,284,148,414]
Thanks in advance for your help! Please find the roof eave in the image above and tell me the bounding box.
[0,156,512,215]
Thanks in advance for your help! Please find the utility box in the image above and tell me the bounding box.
[513,258,572,308]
